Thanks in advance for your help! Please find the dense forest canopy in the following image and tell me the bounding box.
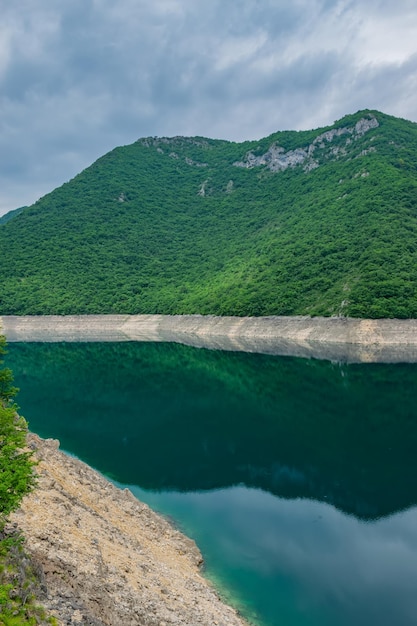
[1,109,417,318]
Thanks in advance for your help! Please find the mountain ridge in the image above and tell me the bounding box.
[1,109,417,318]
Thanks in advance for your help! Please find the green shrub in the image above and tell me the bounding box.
[0,337,35,525]
[0,336,51,624]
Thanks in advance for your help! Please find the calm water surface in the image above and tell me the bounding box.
[5,342,417,626]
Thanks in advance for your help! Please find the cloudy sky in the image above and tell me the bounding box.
[1,0,417,216]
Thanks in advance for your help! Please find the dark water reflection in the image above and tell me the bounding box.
[5,342,417,625]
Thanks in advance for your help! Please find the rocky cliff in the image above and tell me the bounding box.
[10,435,248,626]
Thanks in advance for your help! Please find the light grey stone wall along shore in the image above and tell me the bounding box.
[2,314,417,362]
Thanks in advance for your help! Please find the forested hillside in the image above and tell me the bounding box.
[1,109,417,318]
[0,206,25,225]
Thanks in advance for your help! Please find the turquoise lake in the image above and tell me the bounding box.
[5,342,417,626]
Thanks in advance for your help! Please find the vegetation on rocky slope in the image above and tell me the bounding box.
[1,110,417,317]
[0,336,53,625]
[0,337,34,526]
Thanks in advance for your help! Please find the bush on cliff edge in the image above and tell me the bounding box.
[0,335,34,524]
[0,336,53,625]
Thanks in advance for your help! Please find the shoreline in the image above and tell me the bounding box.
[10,434,249,626]
[2,314,417,362]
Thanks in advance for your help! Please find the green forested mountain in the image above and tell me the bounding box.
[0,206,26,226]
[1,109,417,317]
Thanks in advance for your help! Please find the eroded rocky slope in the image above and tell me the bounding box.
[10,435,248,626]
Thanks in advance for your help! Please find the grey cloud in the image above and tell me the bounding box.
[329,53,417,126]
[1,0,417,214]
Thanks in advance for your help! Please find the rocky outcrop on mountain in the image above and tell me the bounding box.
[233,115,379,172]
[10,435,248,626]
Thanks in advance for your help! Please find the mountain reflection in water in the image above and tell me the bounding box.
[5,342,417,626]
[125,485,417,626]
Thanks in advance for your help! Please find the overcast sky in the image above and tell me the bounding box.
[1,0,417,216]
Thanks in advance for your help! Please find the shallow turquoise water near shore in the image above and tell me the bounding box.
[5,342,417,626]
[124,485,417,626]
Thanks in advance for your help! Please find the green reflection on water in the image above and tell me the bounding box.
[6,342,417,518]
[5,342,417,625]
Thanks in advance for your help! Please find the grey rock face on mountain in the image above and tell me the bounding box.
[233,116,379,172]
